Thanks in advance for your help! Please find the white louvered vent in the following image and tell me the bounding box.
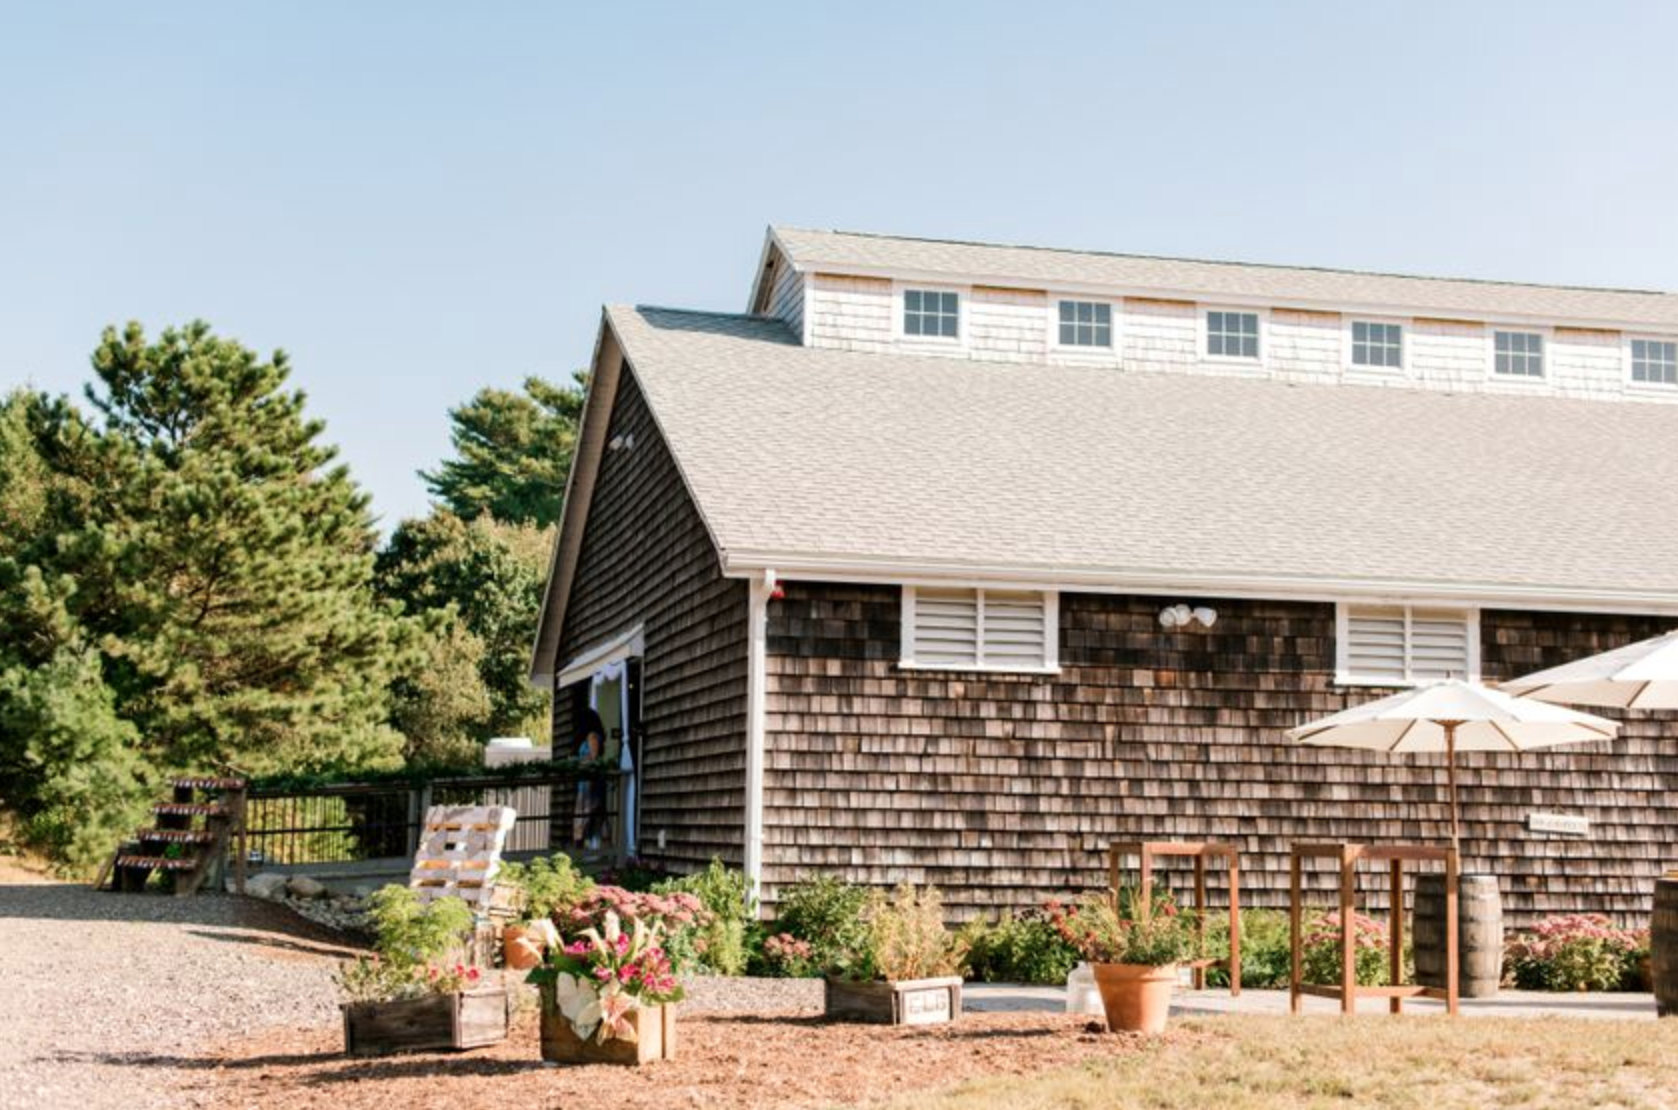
[903,588,1058,672]
[1339,604,1478,686]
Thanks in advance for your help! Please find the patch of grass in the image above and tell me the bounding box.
[890,1016,1678,1110]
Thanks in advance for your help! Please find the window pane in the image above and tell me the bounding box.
[1060,301,1074,324]
[940,313,958,338]
[1060,322,1076,345]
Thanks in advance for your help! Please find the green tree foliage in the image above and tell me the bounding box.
[0,391,51,552]
[419,373,585,527]
[377,511,552,741]
[0,323,408,862]
[387,610,493,764]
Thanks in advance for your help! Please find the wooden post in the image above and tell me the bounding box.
[233,788,248,897]
[1445,846,1460,1017]
[1339,845,1357,1016]
[1229,853,1242,996]
[1388,858,1404,1015]
[1137,850,1154,922]
[1289,852,1303,1015]
[1444,721,1462,856]
[1192,854,1208,989]
[1108,844,1122,911]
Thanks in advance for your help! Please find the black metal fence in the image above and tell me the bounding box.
[242,767,625,868]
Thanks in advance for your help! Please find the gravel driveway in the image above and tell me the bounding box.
[0,866,353,1110]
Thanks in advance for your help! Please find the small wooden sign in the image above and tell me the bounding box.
[1528,812,1590,837]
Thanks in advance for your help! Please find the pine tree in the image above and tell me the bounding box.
[419,372,585,527]
[41,322,407,774]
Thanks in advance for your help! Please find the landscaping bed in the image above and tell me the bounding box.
[174,1008,1159,1110]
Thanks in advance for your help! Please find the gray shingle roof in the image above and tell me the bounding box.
[771,227,1678,330]
[609,304,1678,606]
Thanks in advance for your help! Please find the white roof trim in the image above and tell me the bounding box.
[718,551,1678,616]
[555,624,646,690]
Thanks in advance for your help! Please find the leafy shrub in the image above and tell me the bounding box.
[1203,909,1289,989]
[854,884,967,981]
[759,932,818,978]
[498,852,594,922]
[597,856,675,893]
[1301,911,1396,987]
[959,909,1081,985]
[1047,891,1196,967]
[654,859,756,976]
[1505,914,1647,992]
[365,885,475,965]
[773,874,872,974]
[336,956,486,1003]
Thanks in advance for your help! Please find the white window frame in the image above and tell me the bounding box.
[899,586,1060,675]
[1335,602,1481,687]
[1626,334,1678,391]
[1200,306,1266,369]
[1051,297,1117,350]
[1344,317,1408,376]
[893,281,967,349]
[1488,326,1549,383]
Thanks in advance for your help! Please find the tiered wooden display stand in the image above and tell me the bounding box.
[1109,841,1241,993]
[1289,842,1459,1016]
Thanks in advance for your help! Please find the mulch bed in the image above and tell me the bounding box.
[177,1007,1187,1109]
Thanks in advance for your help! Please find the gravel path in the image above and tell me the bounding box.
[0,869,354,1110]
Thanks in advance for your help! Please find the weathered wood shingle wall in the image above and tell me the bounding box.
[762,584,1675,925]
[552,368,748,869]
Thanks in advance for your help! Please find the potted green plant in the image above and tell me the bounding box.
[823,883,968,1026]
[335,886,508,1055]
[1050,890,1195,1035]
[498,854,595,970]
[527,902,687,1065]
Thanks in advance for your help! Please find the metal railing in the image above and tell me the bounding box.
[241,767,626,869]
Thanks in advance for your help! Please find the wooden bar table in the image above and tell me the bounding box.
[1288,842,1459,1017]
[1109,840,1241,994]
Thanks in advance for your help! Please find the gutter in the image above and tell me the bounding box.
[741,569,773,906]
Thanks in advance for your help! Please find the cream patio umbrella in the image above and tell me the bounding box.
[1502,629,1678,710]
[1286,679,1621,852]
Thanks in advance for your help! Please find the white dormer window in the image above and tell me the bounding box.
[900,587,1059,673]
[1207,310,1260,360]
[904,289,960,339]
[1351,321,1403,369]
[1494,330,1544,377]
[1057,300,1113,347]
[1632,338,1678,385]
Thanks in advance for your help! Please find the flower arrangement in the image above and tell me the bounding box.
[529,910,685,1045]
[1504,913,1648,992]
[1047,891,1196,967]
[761,932,818,978]
[336,956,485,1004]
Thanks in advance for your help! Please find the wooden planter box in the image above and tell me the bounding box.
[824,976,963,1025]
[538,996,678,1065]
[341,987,509,1056]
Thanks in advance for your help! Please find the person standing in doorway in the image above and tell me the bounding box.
[572,707,608,848]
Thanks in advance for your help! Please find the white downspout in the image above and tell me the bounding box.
[742,569,773,907]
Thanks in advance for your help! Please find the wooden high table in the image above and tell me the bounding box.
[1289,842,1459,1016]
[1109,840,1241,994]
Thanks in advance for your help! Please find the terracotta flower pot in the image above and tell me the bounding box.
[1091,962,1177,1035]
[502,925,546,971]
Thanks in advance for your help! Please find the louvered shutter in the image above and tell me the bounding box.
[981,591,1048,669]
[911,589,980,666]
[1341,604,1475,684]
[1344,607,1408,683]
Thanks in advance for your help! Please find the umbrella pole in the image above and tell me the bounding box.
[1444,721,1461,855]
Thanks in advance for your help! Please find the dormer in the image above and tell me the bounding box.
[747,225,1678,406]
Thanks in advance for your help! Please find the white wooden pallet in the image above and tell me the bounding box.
[408,805,517,912]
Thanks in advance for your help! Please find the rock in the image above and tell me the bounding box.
[285,875,327,900]
[245,872,289,901]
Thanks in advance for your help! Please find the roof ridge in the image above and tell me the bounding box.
[770,225,1676,301]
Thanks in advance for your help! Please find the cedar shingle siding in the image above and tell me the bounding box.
[762,583,1674,926]
[553,368,748,869]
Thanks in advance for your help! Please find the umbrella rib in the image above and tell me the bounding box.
[1387,719,1418,754]
[1490,719,1520,752]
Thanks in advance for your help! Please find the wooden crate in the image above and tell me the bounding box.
[539,1000,677,1065]
[341,987,509,1056]
[824,976,963,1025]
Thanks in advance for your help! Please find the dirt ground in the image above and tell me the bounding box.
[174,1008,1180,1110]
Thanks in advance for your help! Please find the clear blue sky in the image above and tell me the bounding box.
[3,2,1674,526]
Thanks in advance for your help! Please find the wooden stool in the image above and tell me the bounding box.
[1288,842,1459,1016]
[1109,841,1241,995]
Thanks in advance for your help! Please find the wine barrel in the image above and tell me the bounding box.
[1413,873,1503,998]
[1654,877,1678,1017]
